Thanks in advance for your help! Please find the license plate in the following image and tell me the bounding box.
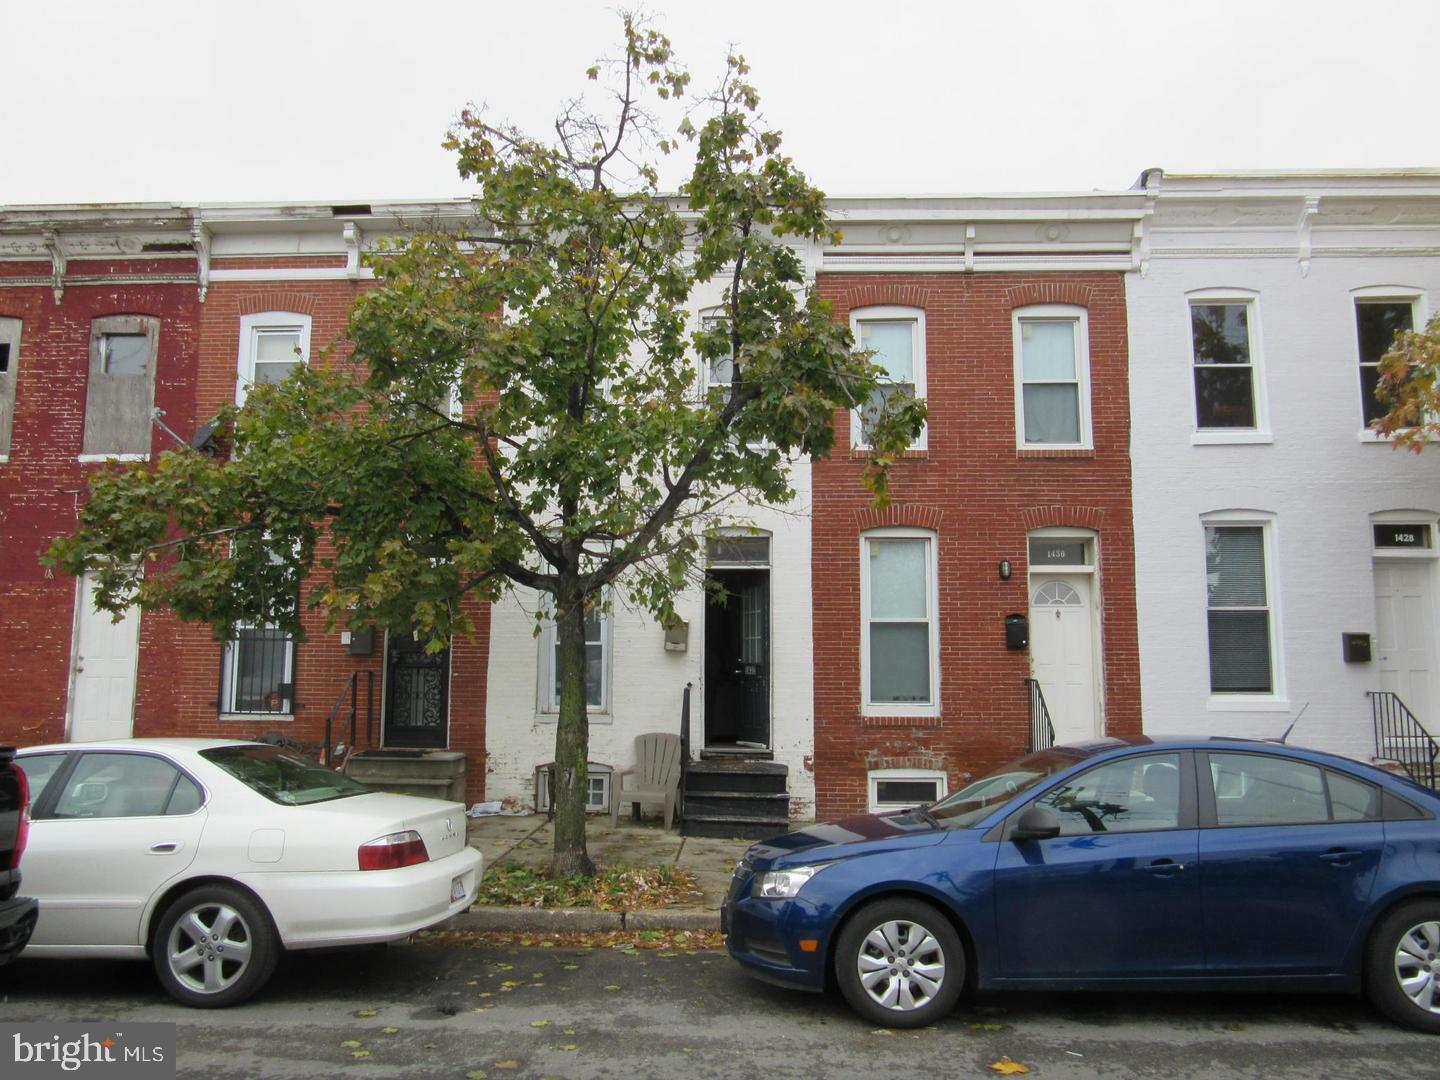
[451,875,467,903]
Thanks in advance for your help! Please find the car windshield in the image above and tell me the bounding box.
[926,749,1089,828]
[201,745,370,806]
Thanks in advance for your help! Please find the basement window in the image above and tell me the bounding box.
[868,768,947,813]
[534,763,611,813]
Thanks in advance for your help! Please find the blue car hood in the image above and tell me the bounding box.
[747,812,948,867]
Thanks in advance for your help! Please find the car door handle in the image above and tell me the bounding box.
[149,842,182,855]
[1319,849,1361,865]
[1139,859,1185,874]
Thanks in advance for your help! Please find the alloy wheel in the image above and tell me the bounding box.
[165,901,254,996]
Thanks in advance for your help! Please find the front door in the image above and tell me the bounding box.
[1374,559,1437,726]
[68,572,140,742]
[704,569,771,749]
[1029,574,1098,744]
[383,633,450,749]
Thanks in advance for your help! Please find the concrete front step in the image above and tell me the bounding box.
[345,749,467,802]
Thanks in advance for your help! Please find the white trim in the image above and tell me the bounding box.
[1012,304,1092,450]
[860,528,940,717]
[1201,512,1286,704]
[77,453,149,463]
[1184,289,1271,439]
[849,306,927,450]
[219,627,296,715]
[1370,510,1440,559]
[867,768,948,813]
[211,268,376,282]
[236,311,311,407]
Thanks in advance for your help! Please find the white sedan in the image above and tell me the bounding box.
[13,738,483,1007]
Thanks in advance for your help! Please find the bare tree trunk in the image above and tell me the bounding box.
[550,589,595,877]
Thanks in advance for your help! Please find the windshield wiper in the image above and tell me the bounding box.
[909,804,941,827]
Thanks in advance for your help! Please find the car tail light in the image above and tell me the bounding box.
[358,830,429,871]
[11,765,29,870]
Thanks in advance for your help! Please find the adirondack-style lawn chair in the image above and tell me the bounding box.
[611,732,682,830]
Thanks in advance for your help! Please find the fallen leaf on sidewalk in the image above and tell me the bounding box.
[988,1058,1030,1075]
[530,1020,550,1028]
[493,1062,519,1071]
[465,1072,487,1079]
[353,1008,378,1018]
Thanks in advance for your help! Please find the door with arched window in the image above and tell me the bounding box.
[1028,531,1101,744]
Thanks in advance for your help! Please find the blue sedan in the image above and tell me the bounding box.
[722,737,1440,1032]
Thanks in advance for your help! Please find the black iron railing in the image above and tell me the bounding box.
[1369,691,1439,788]
[677,681,693,820]
[323,671,376,769]
[1025,678,1055,752]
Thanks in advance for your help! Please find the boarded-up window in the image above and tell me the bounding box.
[83,315,158,456]
[0,317,19,458]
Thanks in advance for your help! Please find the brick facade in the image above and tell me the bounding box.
[809,271,1141,818]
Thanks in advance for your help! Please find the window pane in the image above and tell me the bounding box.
[1207,610,1272,692]
[869,623,930,703]
[706,535,770,565]
[1037,754,1182,835]
[861,321,914,381]
[1191,305,1251,365]
[102,333,148,376]
[1022,384,1080,443]
[15,753,66,806]
[876,779,940,805]
[869,539,927,619]
[1359,364,1387,425]
[859,381,915,443]
[1194,366,1256,428]
[54,753,179,818]
[1211,753,1327,826]
[1205,527,1266,606]
[1328,771,1379,822]
[1020,320,1076,380]
[1357,303,1413,365]
[256,331,301,366]
[254,361,300,386]
[166,774,204,815]
[585,642,603,706]
[232,627,292,712]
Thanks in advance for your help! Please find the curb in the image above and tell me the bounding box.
[446,906,721,933]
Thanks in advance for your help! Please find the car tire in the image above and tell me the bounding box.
[151,884,280,1008]
[1365,899,1440,1034]
[834,898,965,1028]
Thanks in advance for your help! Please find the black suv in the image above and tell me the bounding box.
[0,745,38,964]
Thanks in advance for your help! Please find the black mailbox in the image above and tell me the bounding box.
[348,628,375,656]
[1005,613,1029,650]
[1342,632,1372,663]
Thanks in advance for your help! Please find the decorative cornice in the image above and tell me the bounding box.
[43,231,65,303]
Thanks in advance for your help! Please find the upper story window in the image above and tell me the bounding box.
[0,316,19,461]
[538,595,610,715]
[1012,305,1091,449]
[851,307,927,450]
[82,315,159,459]
[860,528,939,715]
[237,312,311,406]
[1356,296,1419,430]
[1188,293,1269,440]
[1203,517,1280,698]
[700,313,734,404]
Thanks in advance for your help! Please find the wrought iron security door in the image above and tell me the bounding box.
[383,633,449,749]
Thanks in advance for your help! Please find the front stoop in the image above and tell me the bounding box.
[682,759,789,840]
[345,749,467,803]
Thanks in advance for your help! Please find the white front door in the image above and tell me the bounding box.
[68,572,140,742]
[1029,574,1098,744]
[1373,559,1438,726]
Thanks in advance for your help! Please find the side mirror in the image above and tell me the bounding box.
[1010,804,1060,841]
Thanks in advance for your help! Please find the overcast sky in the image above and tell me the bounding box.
[5,0,1437,206]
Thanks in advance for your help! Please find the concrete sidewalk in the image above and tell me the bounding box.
[450,813,754,933]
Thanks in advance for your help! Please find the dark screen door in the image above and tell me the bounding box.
[383,634,449,749]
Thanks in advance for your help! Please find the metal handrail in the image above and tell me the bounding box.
[678,681,693,821]
[1369,691,1439,788]
[322,671,377,769]
[1025,678,1055,752]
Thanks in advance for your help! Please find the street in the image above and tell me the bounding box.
[0,937,1430,1079]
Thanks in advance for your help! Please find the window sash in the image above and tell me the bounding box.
[541,601,608,712]
[1205,525,1274,694]
[223,626,295,714]
[863,535,935,708]
[1356,301,1415,426]
[1190,303,1257,429]
[851,310,926,449]
[1017,316,1085,446]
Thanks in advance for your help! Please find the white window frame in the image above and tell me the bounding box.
[1370,509,1440,561]
[236,312,312,407]
[0,316,20,464]
[1201,510,1287,711]
[850,306,927,451]
[1012,304,1091,450]
[1353,287,1427,441]
[860,527,940,717]
[535,762,612,813]
[537,593,611,718]
[1185,288,1272,445]
[867,768,948,813]
[219,625,297,719]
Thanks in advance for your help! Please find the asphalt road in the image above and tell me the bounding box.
[1,940,1433,1079]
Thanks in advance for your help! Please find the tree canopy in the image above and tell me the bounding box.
[47,16,925,875]
[1376,313,1440,451]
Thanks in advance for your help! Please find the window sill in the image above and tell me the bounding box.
[1016,447,1095,459]
[1191,431,1274,446]
[0,455,8,465]
[1358,429,1440,444]
[219,712,294,722]
[78,453,150,463]
[849,448,929,460]
[536,711,612,724]
[861,712,943,727]
[1205,696,1290,713]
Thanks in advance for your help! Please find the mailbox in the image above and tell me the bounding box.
[1005,613,1029,650]
[347,628,375,656]
[1342,632,1372,663]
